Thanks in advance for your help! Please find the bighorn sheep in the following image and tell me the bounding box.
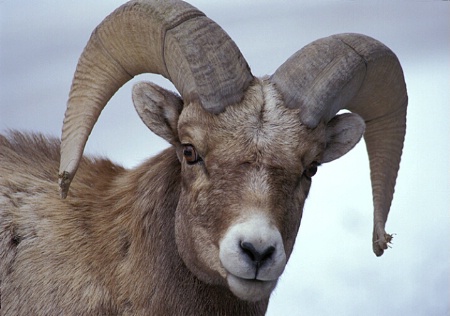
[0,0,407,314]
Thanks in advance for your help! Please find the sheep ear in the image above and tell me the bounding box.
[132,81,183,146]
[321,113,365,163]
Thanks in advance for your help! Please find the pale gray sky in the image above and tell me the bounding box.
[1,1,449,315]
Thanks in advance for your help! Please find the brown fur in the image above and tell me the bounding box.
[0,132,269,315]
[0,79,363,315]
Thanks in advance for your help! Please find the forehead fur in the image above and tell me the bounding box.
[178,77,325,171]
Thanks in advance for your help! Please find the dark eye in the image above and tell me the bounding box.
[183,144,202,165]
[304,162,319,179]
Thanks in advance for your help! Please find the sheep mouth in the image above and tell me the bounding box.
[226,273,278,302]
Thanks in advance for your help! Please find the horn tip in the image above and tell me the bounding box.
[58,171,72,199]
[373,231,395,257]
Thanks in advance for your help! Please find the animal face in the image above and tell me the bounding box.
[133,77,364,301]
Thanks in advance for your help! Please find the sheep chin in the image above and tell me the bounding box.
[226,274,277,302]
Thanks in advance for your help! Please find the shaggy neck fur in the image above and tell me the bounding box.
[0,133,267,315]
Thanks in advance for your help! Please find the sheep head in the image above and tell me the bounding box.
[132,79,365,300]
[59,0,407,302]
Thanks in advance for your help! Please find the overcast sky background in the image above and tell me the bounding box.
[1,1,449,315]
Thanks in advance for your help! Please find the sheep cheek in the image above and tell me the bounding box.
[174,189,226,286]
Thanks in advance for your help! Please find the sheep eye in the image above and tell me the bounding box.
[304,162,319,179]
[183,144,202,165]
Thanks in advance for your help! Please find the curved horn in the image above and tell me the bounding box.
[59,0,253,198]
[270,33,407,256]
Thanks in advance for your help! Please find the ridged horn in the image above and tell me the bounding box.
[59,0,253,198]
[270,33,407,256]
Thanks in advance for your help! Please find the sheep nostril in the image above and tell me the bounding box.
[240,241,275,266]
